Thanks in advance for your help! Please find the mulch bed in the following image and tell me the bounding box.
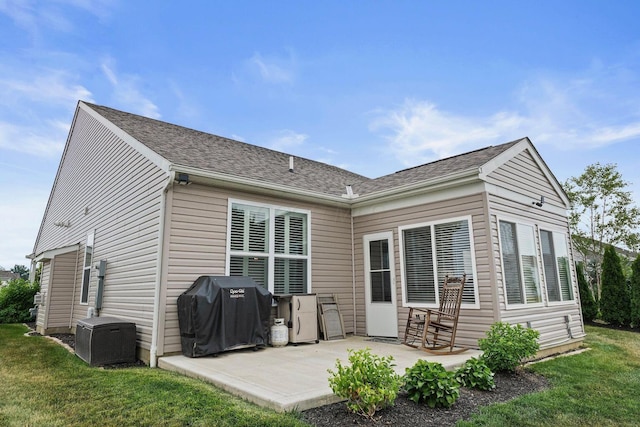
[301,370,549,427]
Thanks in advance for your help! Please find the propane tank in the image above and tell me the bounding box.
[271,318,289,347]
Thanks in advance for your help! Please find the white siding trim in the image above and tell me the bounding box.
[479,138,570,207]
[80,102,171,173]
[352,181,485,217]
[35,244,80,262]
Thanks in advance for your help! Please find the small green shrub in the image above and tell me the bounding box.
[403,360,460,408]
[0,279,39,324]
[454,357,495,391]
[327,348,402,419]
[479,322,540,372]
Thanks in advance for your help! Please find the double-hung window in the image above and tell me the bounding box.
[400,217,478,307]
[228,200,310,295]
[498,220,542,306]
[540,230,574,303]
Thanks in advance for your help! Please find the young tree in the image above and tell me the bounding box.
[600,245,631,326]
[630,255,640,327]
[564,163,640,298]
[10,264,29,281]
[576,262,598,322]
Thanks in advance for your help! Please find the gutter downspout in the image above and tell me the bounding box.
[350,212,357,335]
[150,171,174,368]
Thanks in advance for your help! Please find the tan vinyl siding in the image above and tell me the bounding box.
[34,107,168,351]
[488,193,585,348]
[353,192,495,349]
[46,250,78,330]
[485,150,564,207]
[159,184,353,355]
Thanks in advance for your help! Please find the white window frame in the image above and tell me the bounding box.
[538,227,576,306]
[497,216,544,309]
[226,198,312,295]
[80,231,94,305]
[399,215,479,309]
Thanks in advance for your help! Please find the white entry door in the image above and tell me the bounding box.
[363,232,398,337]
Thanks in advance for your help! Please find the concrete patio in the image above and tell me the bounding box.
[158,337,482,412]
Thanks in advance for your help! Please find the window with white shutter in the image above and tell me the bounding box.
[228,201,310,294]
[541,230,574,303]
[499,220,542,306]
[400,217,477,307]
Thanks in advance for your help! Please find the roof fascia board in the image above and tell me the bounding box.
[352,180,485,217]
[477,137,528,178]
[79,102,172,173]
[172,165,351,207]
[35,244,80,262]
[478,137,570,207]
[353,168,481,206]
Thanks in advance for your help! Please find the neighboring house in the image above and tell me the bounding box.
[29,101,585,365]
[0,270,20,286]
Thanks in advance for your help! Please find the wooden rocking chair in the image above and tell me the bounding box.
[403,274,466,354]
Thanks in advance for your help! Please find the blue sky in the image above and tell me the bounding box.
[1,1,639,269]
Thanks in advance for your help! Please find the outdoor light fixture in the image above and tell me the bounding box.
[532,195,544,207]
[176,173,191,185]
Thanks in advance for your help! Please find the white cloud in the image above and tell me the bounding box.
[0,68,91,157]
[0,189,49,269]
[0,121,68,157]
[246,51,296,84]
[372,63,640,166]
[101,58,161,119]
[0,0,114,38]
[267,129,308,152]
[0,70,93,106]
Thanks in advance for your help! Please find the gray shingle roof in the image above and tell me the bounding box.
[85,102,523,199]
[356,140,521,195]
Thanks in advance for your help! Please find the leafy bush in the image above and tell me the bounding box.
[454,357,495,391]
[600,245,631,326]
[479,322,540,372]
[0,279,39,323]
[403,360,460,408]
[327,348,402,419]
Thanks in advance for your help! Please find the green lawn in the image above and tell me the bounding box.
[1,324,639,426]
[461,325,640,426]
[0,324,305,427]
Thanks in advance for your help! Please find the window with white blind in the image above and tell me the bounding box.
[498,220,542,306]
[80,231,94,305]
[540,230,574,303]
[400,217,478,307]
[227,201,310,295]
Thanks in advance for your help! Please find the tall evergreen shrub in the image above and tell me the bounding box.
[630,255,640,327]
[576,262,598,322]
[600,246,631,326]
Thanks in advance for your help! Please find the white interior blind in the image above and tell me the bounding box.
[553,233,573,301]
[435,220,475,304]
[541,230,561,302]
[517,224,541,304]
[403,226,436,303]
[500,221,523,304]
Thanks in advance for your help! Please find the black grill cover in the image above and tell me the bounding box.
[177,276,272,357]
